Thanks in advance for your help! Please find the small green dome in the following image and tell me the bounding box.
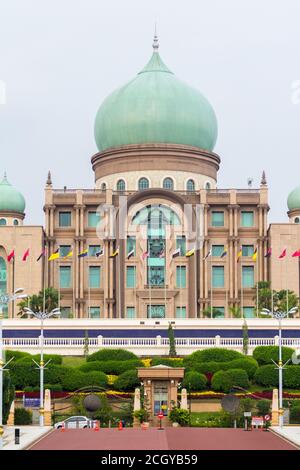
[94,43,218,152]
[288,186,300,211]
[0,174,25,213]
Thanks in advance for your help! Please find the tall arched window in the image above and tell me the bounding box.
[163,177,174,190]
[138,177,149,190]
[116,179,125,192]
[101,182,107,191]
[186,179,195,192]
[295,217,300,224]
[205,181,211,190]
[0,219,7,226]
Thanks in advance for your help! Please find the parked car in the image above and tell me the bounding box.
[55,416,90,429]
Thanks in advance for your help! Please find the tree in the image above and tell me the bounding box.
[274,290,298,313]
[253,281,298,315]
[3,372,15,424]
[168,322,177,357]
[229,306,242,318]
[253,281,273,313]
[242,320,249,355]
[18,287,59,314]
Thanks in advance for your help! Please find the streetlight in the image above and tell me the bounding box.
[21,307,61,426]
[0,288,28,449]
[260,306,298,428]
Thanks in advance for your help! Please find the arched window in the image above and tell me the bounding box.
[205,181,211,190]
[163,177,174,190]
[295,217,300,224]
[13,219,19,226]
[0,256,8,317]
[0,219,7,226]
[138,177,149,191]
[186,179,195,192]
[101,182,107,191]
[116,179,125,192]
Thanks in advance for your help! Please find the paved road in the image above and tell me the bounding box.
[29,428,297,450]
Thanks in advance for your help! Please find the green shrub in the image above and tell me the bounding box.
[256,399,271,416]
[284,366,300,389]
[44,383,63,392]
[11,363,74,389]
[169,408,189,426]
[211,369,250,393]
[184,348,243,367]
[253,346,295,366]
[3,373,15,424]
[254,365,278,387]
[188,361,222,375]
[113,370,140,391]
[4,350,31,362]
[182,371,207,391]
[61,370,108,391]
[15,408,32,425]
[290,405,300,424]
[151,357,184,367]
[79,359,141,375]
[87,349,138,362]
[223,358,258,379]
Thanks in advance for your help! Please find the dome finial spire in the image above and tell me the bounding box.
[152,22,159,52]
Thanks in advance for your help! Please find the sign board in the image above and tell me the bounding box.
[157,412,164,420]
[23,398,40,408]
[251,416,264,427]
[244,412,252,417]
[264,414,271,422]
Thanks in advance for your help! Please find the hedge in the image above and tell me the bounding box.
[184,348,244,367]
[254,365,300,389]
[15,408,32,425]
[290,405,300,424]
[211,369,250,393]
[87,349,138,362]
[113,370,140,391]
[253,346,295,366]
[79,359,142,375]
[4,350,31,362]
[10,364,70,389]
[283,367,300,389]
[61,370,108,391]
[182,371,207,391]
[151,357,184,367]
[16,354,62,365]
[191,358,258,379]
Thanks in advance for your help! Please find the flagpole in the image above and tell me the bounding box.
[58,259,61,311]
[88,259,91,318]
[164,241,167,317]
[256,261,259,317]
[72,247,75,317]
[210,255,213,319]
[194,248,197,318]
[225,254,228,317]
[118,246,121,318]
[241,262,244,318]
[286,255,288,317]
[43,246,46,313]
[12,256,15,318]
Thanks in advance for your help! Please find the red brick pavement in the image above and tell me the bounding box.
[29,428,297,451]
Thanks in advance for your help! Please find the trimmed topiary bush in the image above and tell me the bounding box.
[15,408,32,425]
[16,354,62,365]
[184,348,243,367]
[190,361,223,375]
[79,359,142,375]
[290,405,300,424]
[253,346,295,366]
[256,399,271,416]
[4,350,31,362]
[113,370,140,391]
[223,358,258,379]
[254,365,278,387]
[61,370,108,391]
[182,371,207,391]
[151,357,184,367]
[211,369,250,393]
[87,349,138,362]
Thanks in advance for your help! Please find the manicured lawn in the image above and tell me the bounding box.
[62,356,86,367]
[190,411,220,427]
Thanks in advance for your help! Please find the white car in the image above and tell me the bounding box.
[55,416,91,429]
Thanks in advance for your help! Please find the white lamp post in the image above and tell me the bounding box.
[0,288,28,449]
[21,307,61,426]
[260,306,298,428]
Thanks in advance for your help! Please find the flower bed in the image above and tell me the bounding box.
[15,390,134,399]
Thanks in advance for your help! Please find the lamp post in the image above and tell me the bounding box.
[260,307,298,428]
[0,288,28,449]
[21,307,61,426]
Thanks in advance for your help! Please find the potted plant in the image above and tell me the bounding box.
[133,409,149,428]
[169,407,189,427]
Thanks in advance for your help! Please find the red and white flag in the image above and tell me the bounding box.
[22,248,30,261]
[7,250,15,262]
[141,251,149,261]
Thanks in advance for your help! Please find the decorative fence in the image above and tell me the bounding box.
[3,335,300,356]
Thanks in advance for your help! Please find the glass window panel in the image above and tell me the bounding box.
[59,245,71,257]
[89,307,100,318]
[60,307,73,318]
[186,179,195,192]
[163,178,174,190]
[138,178,149,190]
[211,211,224,227]
[88,211,100,228]
[59,266,71,288]
[176,307,186,318]
[126,236,136,255]
[59,212,71,227]
[213,307,225,318]
[212,245,224,257]
[176,266,186,288]
[147,305,165,319]
[148,266,164,286]
[242,245,254,257]
[0,219,7,226]
[241,211,254,227]
[126,307,136,319]
[126,266,136,288]
[242,266,254,288]
[176,236,186,255]
[243,307,255,318]
[212,266,224,288]
[89,266,100,288]
[117,179,125,191]
[88,245,101,257]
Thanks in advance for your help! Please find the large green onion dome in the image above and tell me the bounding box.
[0,174,25,213]
[94,37,218,152]
[287,185,300,211]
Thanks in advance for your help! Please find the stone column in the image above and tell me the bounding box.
[271,388,279,426]
[133,388,141,428]
[7,400,15,426]
[180,388,188,411]
[44,389,52,426]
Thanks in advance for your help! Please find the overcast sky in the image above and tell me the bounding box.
[0,0,300,225]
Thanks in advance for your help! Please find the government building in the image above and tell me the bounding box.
[1,35,300,338]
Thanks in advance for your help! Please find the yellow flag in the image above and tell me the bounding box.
[185,248,195,257]
[48,250,60,261]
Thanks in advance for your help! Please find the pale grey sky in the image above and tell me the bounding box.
[0,0,300,225]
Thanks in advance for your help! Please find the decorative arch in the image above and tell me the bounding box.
[163,177,174,190]
[138,177,150,191]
